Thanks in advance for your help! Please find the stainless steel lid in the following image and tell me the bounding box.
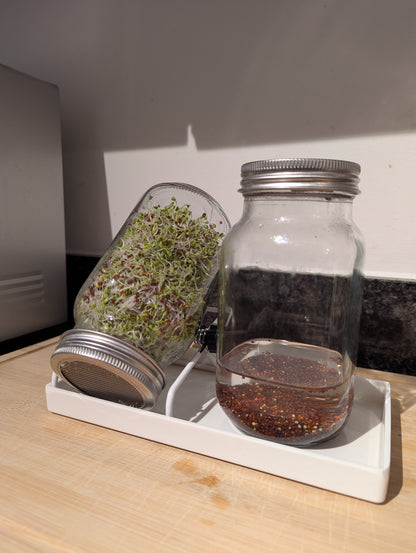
[50,329,165,409]
[240,158,361,197]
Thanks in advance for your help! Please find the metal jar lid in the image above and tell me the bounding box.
[240,158,361,197]
[50,329,165,409]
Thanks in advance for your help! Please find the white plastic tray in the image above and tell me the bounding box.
[45,365,391,503]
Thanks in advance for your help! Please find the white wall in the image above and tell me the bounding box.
[0,0,415,279]
[104,128,416,280]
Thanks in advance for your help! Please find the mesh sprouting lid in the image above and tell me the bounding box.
[50,329,165,409]
[240,158,361,196]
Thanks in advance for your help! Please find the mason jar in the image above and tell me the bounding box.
[51,182,230,408]
[216,158,364,446]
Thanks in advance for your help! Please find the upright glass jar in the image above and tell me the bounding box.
[216,158,364,446]
[51,183,230,408]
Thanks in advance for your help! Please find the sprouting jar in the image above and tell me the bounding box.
[51,182,230,408]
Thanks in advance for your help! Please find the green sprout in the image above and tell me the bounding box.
[75,198,224,367]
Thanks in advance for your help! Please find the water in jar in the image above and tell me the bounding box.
[216,338,354,446]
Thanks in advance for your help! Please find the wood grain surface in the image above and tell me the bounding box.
[0,338,415,552]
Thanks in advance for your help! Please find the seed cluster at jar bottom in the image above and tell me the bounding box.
[217,348,353,446]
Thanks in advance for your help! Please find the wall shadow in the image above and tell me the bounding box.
[1,0,416,153]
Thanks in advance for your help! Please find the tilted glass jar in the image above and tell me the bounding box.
[51,183,230,409]
[216,159,364,446]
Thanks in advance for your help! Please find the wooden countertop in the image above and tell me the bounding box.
[0,338,415,552]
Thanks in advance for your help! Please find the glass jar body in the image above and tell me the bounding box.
[74,182,228,369]
[216,194,364,446]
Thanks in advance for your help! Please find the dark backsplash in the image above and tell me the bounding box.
[357,277,416,375]
[2,254,415,377]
